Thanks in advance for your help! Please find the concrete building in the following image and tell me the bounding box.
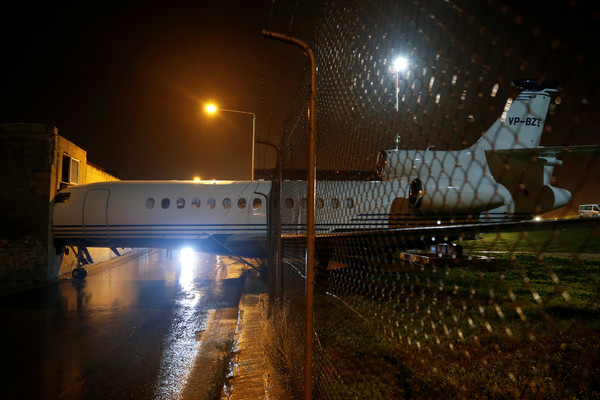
[0,123,125,292]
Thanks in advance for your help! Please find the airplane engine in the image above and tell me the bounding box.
[512,184,572,215]
[410,178,505,214]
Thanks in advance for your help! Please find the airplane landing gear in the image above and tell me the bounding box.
[72,267,88,279]
[70,246,93,280]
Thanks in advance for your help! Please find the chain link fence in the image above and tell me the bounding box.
[266,0,599,398]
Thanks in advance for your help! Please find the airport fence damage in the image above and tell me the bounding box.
[262,0,600,398]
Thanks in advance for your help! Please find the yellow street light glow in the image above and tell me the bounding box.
[193,176,201,182]
[205,104,217,113]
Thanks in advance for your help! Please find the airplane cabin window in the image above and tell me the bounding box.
[345,198,354,208]
[331,198,340,209]
[238,198,247,209]
[192,198,201,208]
[207,198,216,209]
[176,198,185,209]
[146,198,155,209]
[317,198,324,209]
[161,198,170,209]
[223,198,232,209]
[285,198,294,209]
[301,198,307,209]
[253,198,262,210]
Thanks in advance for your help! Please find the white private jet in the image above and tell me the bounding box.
[51,79,599,278]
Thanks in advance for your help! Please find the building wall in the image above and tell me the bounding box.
[86,162,120,184]
[0,124,56,244]
[0,123,128,291]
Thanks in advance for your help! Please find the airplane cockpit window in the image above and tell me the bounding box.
[285,198,294,209]
[161,198,170,209]
[223,198,232,209]
[192,198,201,208]
[317,198,324,209]
[207,197,216,209]
[176,198,185,209]
[146,198,155,209]
[238,198,247,209]
[331,198,340,209]
[345,198,354,208]
[252,198,262,210]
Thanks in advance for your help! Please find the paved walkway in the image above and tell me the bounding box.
[222,274,291,400]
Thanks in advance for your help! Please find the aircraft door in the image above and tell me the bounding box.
[390,197,411,228]
[83,189,110,242]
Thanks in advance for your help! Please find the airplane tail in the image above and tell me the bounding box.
[474,79,558,151]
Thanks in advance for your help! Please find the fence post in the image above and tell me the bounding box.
[256,139,283,307]
[262,29,316,400]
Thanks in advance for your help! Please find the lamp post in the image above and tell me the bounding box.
[392,56,408,149]
[205,105,256,181]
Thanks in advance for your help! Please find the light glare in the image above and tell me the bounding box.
[180,247,195,268]
[205,104,217,113]
[393,57,408,72]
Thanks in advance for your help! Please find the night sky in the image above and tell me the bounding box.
[1,1,321,180]
[2,0,598,217]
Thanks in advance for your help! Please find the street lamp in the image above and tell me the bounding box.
[205,104,256,181]
[391,56,408,149]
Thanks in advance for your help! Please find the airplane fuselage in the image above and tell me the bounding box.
[52,80,579,259]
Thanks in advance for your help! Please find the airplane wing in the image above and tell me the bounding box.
[485,145,600,166]
[311,218,600,264]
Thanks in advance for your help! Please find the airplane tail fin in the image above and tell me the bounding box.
[475,79,558,151]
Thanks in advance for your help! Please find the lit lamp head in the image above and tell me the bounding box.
[393,56,408,73]
[205,104,217,113]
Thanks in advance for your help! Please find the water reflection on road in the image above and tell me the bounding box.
[155,250,213,399]
[0,249,243,399]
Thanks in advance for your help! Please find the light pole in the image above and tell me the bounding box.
[392,56,408,149]
[205,104,256,181]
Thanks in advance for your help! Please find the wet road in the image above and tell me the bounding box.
[0,249,244,399]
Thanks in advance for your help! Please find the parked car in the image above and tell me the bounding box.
[579,204,600,218]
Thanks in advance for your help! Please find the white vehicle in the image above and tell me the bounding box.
[52,79,599,278]
[579,204,600,218]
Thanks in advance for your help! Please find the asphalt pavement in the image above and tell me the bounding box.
[0,249,279,399]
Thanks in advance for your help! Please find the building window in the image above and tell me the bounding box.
[61,154,80,187]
